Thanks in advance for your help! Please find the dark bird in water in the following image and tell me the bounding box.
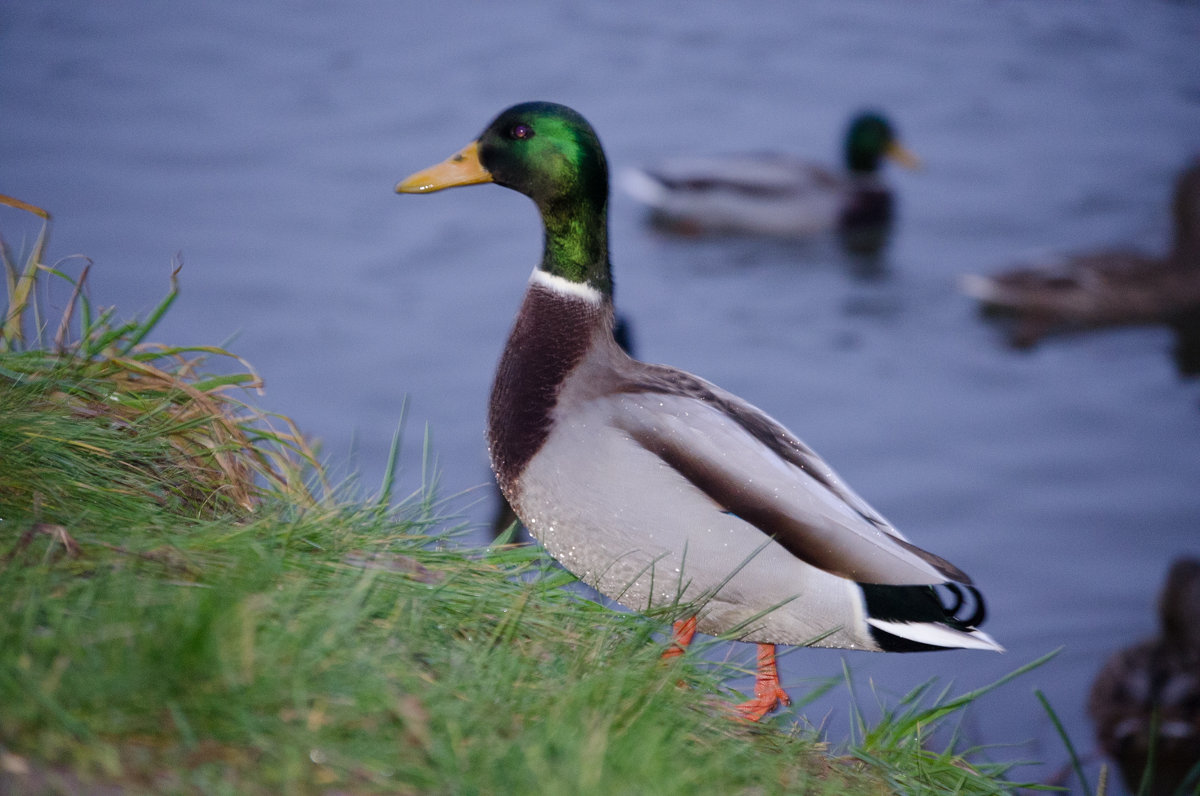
[1089,557,1200,796]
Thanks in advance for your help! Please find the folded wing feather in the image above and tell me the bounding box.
[609,383,968,587]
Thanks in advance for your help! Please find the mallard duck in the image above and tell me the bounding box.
[617,111,920,245]
[396,102,1000,721]
[1088,557,1200,796]
[961,158,1200,348]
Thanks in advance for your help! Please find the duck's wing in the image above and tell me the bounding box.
[609,362,970,588]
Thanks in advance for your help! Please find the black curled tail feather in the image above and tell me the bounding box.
[860,582,989,652]
[938,583,987,629]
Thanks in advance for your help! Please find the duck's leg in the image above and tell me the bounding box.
[735,644,791,722]
[661,616,698,660]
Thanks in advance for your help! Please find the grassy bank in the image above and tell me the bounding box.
[1,200,1048,794]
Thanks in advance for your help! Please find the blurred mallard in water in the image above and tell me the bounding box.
[961,158,1200,348]
[1088,557,1200,796]
[618,111,919,249]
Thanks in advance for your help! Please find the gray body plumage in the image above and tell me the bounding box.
[489,272,1000,653]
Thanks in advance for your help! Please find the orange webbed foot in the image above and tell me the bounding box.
[661,616,697,661]
[733,643,791,722]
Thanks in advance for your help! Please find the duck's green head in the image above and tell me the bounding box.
[844,112,921,174]
[397,102,612,294]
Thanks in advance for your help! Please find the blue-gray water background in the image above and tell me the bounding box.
[4,2,1199,790]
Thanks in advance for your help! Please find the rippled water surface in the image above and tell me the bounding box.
[4,2,1200,789]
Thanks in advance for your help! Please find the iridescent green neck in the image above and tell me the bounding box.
[540,195,612,295]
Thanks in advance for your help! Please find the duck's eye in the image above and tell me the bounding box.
[510,124,534,140]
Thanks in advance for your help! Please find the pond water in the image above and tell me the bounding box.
[4,1,1200,790]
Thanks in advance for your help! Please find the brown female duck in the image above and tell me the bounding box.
[962,159,1200,348]
[1088,557,1200,796]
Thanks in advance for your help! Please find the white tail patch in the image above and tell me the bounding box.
[530,268,604,304]
[616,167,668,205]
[958,274,1002,302]
[868,618,1005,652]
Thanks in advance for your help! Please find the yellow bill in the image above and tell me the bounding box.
[395,141,493,194]
[885,141,922,170]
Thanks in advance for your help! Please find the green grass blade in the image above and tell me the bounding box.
[115,266,179,355]
[1036,688,1092,796]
